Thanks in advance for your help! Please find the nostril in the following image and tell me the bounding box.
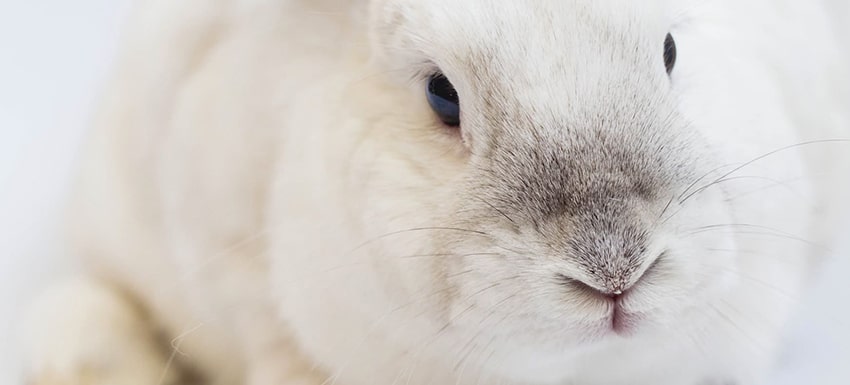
[556,274,619,299]
[556,251,666,299]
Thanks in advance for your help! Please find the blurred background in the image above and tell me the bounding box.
[0,1,848,384]
[0,1,131,381]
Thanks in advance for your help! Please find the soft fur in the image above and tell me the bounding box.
[22,0,850,385]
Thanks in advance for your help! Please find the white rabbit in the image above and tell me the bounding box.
[21,0,850,384]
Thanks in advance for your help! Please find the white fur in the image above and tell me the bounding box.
[23,1,850,385]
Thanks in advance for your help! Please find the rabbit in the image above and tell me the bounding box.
[21,0,850,384]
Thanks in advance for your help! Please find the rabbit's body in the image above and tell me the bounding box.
[23,1,850,385]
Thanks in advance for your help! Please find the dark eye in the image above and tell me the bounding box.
[663,33,677,75]
[427,74,460,127]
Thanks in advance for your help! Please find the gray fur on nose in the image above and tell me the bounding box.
[568,213,650,294]
[471,121,682,286]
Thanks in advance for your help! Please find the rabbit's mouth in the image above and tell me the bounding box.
[610,306,643,336]
[552,268,656,338]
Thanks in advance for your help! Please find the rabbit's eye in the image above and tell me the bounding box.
[663,33,677,75]
[427,74,460,127]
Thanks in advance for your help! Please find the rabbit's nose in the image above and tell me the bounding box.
[557,274,630,300]
[557,253,662,300]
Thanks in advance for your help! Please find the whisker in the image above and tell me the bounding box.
[453,333,496,385]
[492,244,527,256]
[678,225,827,250]
[701,249,850,331]
[702,247,801,267]
[696,262,801,303]
[707,303,770,356]
[398,252,502,260]
[157,322,205,385]
[319,282,464,385]
[346,227,492,255]
[680,139,850,204]
[473,196,519,227]
[718,174,806,201]
[473,344,500,385]
[178,230,270,279]
[678,163,738,202]
[720,297,783,334]
[452,290,520,374]
[297,252,500,292]
[655,194,677,224]
[683,223,798,236]
[397,277,517,385]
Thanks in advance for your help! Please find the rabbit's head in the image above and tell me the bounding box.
[274,1,823,383]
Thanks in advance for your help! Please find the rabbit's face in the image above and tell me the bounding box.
[362,0,734,334]
[279,0,811,382]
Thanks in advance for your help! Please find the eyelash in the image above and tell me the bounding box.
[404,61,441,89]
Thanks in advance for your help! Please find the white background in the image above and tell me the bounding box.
[0,2,848,384]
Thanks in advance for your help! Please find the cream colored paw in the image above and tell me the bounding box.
[21,278,178,385]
